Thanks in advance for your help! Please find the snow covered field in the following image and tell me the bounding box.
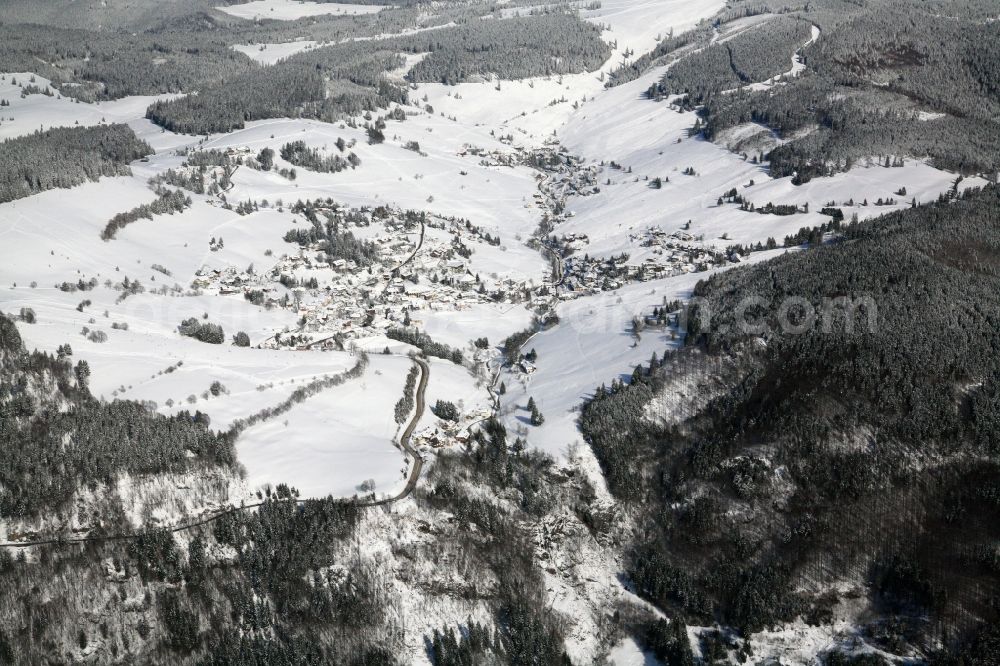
[557,61,987,255]
[235,353,412,499]
[605,636,660,665]
[233,40,320,64]
[0,73,181,141]
[210,118,545,247]
[581,0,723,58]
[215,0,382,21]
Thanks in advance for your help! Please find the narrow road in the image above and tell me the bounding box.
[0,358,430,548]
[399,220,426,271]
[367,357,428,505]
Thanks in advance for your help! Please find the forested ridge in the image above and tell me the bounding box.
[145,61,334,134]
[404,13,609,84]
[0,5,607,134]
[144,12,607,134]
[0,4,428,89]
[0,492,403,664]
[581,186,1000,661]
[653,16,812,99]
[0,312,395,662]
[638,0,1000,181]
[416,418,580,665]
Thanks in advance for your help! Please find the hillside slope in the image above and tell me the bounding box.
[583,185,1000,661]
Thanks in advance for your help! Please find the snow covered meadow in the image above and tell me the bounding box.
[215,0,383,21]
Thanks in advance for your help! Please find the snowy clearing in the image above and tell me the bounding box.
[215,0,382,21]
[232,40,320,64]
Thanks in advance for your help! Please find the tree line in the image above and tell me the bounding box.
[102,188,191,240]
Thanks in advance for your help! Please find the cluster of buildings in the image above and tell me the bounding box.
[556,229,726,297]
[638,228,728,271]
[410,408,491,454]
[191,206,536,349]
[517,145,737,300]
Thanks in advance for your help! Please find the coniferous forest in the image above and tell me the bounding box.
[582,185,1000,660]
[643,0,1000,181]
[0,313,235,519]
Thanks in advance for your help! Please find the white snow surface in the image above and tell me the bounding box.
[605,636,661,665]
[215,0,382,21]
[236,354,413,499]
[232,40,320,64]
[0,73,181,143]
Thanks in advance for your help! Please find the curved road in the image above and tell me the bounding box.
[366,356,428,506]
[0,358,430,549]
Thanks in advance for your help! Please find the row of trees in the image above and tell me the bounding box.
[386,327,463,364]
[606,23,713,88]
[101,188,190,240]
[229,354,369,434]
[393,363,420,424]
